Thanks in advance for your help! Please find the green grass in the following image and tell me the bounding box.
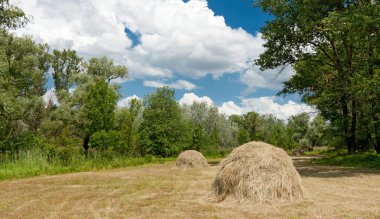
[0,147,229,181]
[201,148,231,159]
[311,149,380,169]
[0,150,175,181]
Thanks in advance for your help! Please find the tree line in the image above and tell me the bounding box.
[4,0,377,162]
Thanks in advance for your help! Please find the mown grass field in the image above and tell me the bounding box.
[0,156,379,218]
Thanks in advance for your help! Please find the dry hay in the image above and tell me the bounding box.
[175,150,209,168]
[209,141,303,203]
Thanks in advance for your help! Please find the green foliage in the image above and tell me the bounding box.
[232,112,262,143]
[0,32,50,151]
[236,129,249,145]
[87,56,128,83]
[298,138,310,148]
[140,87,190,157]
[262,115,296,150]
[183,102,238,150]
[201,147,231,159]
[83,79,118,134]
[0,32,50,97]
[306,115,330,146]
[190,124,206,151]
[89,130,122,151]
[231,113,297,150]
[287,113,309,143]
[70,78,119,153]
[0,149,175,181]
[115,98,143,155]
[51,49,83,96]
[255,0,380,154]
[0,0,29,30]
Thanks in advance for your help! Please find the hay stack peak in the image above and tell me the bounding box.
[210,141,303,203]
[176,150,209,168]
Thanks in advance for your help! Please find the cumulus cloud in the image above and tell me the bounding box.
[233,96,316,121]
[179,93,316,120]
[11,0,266,80]
[143,79,196,90]
[12,0,131,63]
[179,93,213,106]
[240,65,295,95]
[218,101,243,116]
[117,94,141,108]
[12,0,295,105]
[117,0,264,78]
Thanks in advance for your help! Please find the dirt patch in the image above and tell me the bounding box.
[0,159,379,218]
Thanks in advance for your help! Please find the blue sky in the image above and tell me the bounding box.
[13,0,314,120]
[121,0,274,105]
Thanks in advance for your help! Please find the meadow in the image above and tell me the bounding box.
[0,156,379,219]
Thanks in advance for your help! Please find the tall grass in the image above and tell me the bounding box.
[0,149,174,181]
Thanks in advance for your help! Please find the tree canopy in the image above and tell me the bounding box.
[255,0,380,154]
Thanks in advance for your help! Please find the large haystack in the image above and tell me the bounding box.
[210,141,303,203]
[176,150,209,168]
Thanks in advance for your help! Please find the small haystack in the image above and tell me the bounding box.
[176,150,209,168]
[210,141,303,203]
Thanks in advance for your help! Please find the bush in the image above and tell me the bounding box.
[299,138,310,147]
[329,136,345,150]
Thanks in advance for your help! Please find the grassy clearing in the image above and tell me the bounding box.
[307,148,380,169]
[1,158,380,218]
[0,150,174,181]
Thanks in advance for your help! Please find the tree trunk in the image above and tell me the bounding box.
[350,99,357,153]
[360,106,373,152]
[83,134,90,156]
[341,95,353,154]
[367,27,379,154]
[373,106,380,154]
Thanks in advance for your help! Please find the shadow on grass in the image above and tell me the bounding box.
[207,160,220,166]
[293,156,380,178]
[206,152,380,178]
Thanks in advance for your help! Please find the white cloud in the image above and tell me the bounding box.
[11,0,265,80]
[117,94,141,108]
[179,93,213,106]
[118,0,264,78]
[42,88,58,106]
[143,79,196,90]
[122,0,262,78]
[240,65,295,95]
[12,0,295,99]
[237,96,316,121]
[179,93,315,121]
[218,101,243,116]
[12,0,131,63]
